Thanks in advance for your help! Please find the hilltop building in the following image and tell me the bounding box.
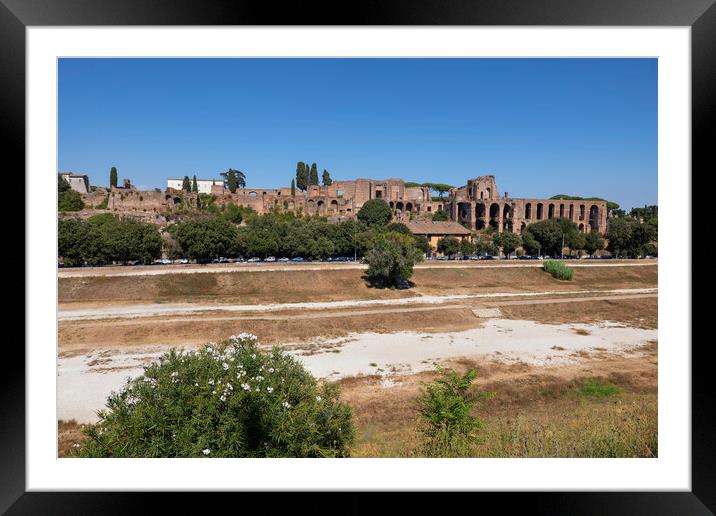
[59,172,90,194]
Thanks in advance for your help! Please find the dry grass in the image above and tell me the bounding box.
[58,305,482,354]
[59,265,657,307]
[58,420,86,458]
[500,297,658,329]
[339,348,658,458]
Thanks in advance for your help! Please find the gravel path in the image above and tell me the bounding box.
[58,287,658,321]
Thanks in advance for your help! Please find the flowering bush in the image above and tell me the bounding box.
[77,334,355,457]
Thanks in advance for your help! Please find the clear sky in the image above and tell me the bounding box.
[58,58,657,211]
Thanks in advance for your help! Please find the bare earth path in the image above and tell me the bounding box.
[57,287,658,321]
[58,260,657,278]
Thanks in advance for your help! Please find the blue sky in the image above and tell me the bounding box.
[58,58,657,210]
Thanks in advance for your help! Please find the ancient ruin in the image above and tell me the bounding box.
[69,173,608,234]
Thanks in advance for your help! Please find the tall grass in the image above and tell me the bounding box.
[543,259,574,280]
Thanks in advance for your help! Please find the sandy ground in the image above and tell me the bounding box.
[57,317,656,423]
[58,287,657,321]
[58,260,657,278]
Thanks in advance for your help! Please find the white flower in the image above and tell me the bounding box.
[268,367,274,373]
[208,379,214,385]
[282,401,291,409]
[222,362,229,370]
[241,383,250,391]
[267,387,273,394]
[202,449,210,456]
[73,443,80,448]
[316,396,322,402]
[171,371,178,377]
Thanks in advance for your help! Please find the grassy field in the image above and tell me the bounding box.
[58,264,657,306]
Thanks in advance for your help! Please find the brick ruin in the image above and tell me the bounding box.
[73,174,608,234]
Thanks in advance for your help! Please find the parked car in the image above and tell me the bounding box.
[469,255,480,261]
[291,257,305,262]
[436,256,449,261]
[265,256,276,262]
[247,257,261,262]
[278,257,290,262]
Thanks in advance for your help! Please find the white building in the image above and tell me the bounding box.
[167,178,223,194]
[59,172,90,194]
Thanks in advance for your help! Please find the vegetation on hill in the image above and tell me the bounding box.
[550,194,619,212]
[76,334,355,458]
[58,175,85,212]
[58,214,162,266]
[357,199,392,227]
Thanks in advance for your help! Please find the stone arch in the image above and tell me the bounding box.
[579,223,585,232]
[406,202,413,212]
[458,202,472,226]
[548,203,555,219]
[559,204,565,218]
[173,197,181,205]
[589,205,600,232]
[503,204,512,219]
[330,199,338,206]
[389,201,394,209]
[503,218,513,232]
[569,204,574,220]
[486,187,492,199]
[520,221,527,234]
[525,202,532,220]
[489,203,500,231]
[579,204,586,221]
[396,201,404,211]
[249,191,257,197]
[475,203,486,226]
[536,203,544,220]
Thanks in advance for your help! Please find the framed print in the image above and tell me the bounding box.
[5,0,711,512]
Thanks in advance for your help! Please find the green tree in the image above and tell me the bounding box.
[526,218,582,257]
[58,190,84,212]
[291,178,296,196]
[428,183,455,199]
[521,231,541,256]
[173,218,239,262]
[431,210,449,221]
[494,232,521,257]
[192,175,199,193]
[357,199,392,227]
[459,238,475,257]
[76,335,355,458]
[584,230,605,256]
[295,162,308,191]
[606,218,633,258]
[437,236,460,258]
[221,169,246,193]
[364,232,423,288]
[414,235,431,255]
[109,167,118,188]
[415,367,490,457]
[385,222,411,235]
[309,163,319,186]
[322,169,332,186]
[182,176,192,192]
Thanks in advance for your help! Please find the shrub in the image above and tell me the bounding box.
[58,189,84,212]
[415,367,492,457]
[431,210,449,221]
[543,259,573,280]
[76,334,355,458]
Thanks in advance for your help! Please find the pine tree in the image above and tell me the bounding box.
[291,179,296,196]
[110,167,118,188]
[322,169,332,186]
[192,175,198,193]
[309,163,319,186]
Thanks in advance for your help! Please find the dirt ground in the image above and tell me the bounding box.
[58,296,657,356]
[59,264,657,307]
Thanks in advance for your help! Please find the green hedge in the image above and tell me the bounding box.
[543,259,573,280]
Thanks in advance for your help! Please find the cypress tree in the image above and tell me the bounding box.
[291,178,296,196]
[322,169,332,186]
[309,163,319,186]
[192,175,199,193]
[296,162,308,191]
[110,167,118,188]
[182,176,192,192]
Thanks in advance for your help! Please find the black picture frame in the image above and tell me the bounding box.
[4,0,709,512]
